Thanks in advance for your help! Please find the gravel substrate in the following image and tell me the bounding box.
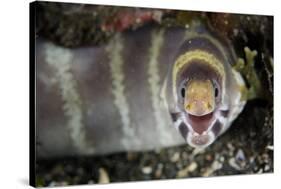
[35,100,273,187]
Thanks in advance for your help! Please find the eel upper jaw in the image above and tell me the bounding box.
[185,112,216,134]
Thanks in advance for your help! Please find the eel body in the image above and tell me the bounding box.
[35,24,246,158]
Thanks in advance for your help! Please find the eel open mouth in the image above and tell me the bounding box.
[186,112,215,134]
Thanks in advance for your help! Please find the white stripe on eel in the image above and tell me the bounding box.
[106,33,139,149]
[44,42,95,154]
[147,29,174,145]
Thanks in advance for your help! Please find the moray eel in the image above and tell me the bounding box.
[162,23,246,148]
[35,23,246,158]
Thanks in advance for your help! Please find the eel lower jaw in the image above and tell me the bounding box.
[182,111,218,148]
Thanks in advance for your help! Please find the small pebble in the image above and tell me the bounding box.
[188,162,198,172]
[142,166,152,174]
[98,168,110,184]
[202,161,222,177]
[192,148,205,156]
[249,157,255,164]
[176,162,198,178]
[88,180,95,184]
[228,158,241,170]
[170,152,180,162]
[48,181,68,187]
[181,152,188,160]
[154,164,163,178]
[264,165,270,172]
[205,154,213,161]
[236,149,246,161]
[233,28,239,36]
[227,143,235,151]
[152,10,163,23]
[212,160,222,170]
[48,181,57,187]
[219,156,225,163]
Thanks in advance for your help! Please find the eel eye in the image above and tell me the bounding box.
[212,80,220,99]
[215,87,219,98]
[179,79,189,99]
[181,87,185,98]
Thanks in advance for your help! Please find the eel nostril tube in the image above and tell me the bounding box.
[186,104,191,110]
[207,102,213,110]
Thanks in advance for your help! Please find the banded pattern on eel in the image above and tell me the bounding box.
[35,24,246,158]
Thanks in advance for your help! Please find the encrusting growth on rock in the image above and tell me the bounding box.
[234,47,261,101]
